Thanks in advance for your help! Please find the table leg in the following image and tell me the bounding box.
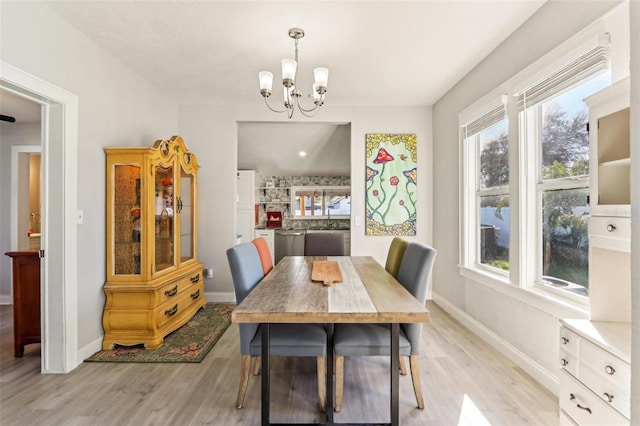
[326,323,334,423]
[391,323,399,426]
[262,323,270,426]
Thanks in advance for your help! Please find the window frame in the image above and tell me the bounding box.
[458,26,619,312]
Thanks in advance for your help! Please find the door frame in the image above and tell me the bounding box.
[1,62,79,373]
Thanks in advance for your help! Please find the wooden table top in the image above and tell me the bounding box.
[232,256,431,324]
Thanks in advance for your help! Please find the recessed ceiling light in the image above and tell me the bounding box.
[299,151,307,157]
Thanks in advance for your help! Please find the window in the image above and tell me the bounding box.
[460,37,611,302]
[523,72,610,296]
[463,107,509,272]
[291,186,350,219]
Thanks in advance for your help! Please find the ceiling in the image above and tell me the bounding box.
[4,1,546,174]
[0,90,41,124]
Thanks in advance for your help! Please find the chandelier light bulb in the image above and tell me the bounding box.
[259,71,273,96]
[281,59,297,87]
[314,67,329,92]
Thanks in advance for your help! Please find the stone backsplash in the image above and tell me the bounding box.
[257,175,350,229]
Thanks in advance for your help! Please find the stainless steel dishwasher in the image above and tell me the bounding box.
[274,229,306,264]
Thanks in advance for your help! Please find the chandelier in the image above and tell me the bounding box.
[258,28,328,118]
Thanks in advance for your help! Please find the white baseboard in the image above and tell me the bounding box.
[78,336,103,362]
[204,291,236,304]
[432,291,559,395]
[0,294,12,305]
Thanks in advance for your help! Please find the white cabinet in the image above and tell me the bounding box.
[559,319,630,425]
[236,170,256,244]
[584,77,630,322]
[254,229,275,265]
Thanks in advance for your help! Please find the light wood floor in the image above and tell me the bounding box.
[0,301,558,425]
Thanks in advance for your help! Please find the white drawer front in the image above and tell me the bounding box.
[589,216,630,252]
[559,370,628,426]
[559,409,578,426]
[579,339,630,418]
[560,327,579,357]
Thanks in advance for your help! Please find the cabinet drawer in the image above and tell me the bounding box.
[560,349,578,377]
[157,269,202,305]
[579,338,630,418]
[559,327,578,356]
[559,370,628,425]
[157,283,204,330]
[589,216,630,252]
[255,229,274,241]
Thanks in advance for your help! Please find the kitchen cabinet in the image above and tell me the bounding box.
[559,319,630,425]
[102,136,205,349]
[584,77,630,322]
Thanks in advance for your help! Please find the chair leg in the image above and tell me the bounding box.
[236,354,252,409]
[253,356,261,375]
[399,356,407,375]
[316,357,327,412]
[335,355,344,412]
[409,354,424,409]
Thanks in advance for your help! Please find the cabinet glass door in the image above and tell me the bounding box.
[179,168,195,263]
[113,164,142,276]
[154,163,175,273]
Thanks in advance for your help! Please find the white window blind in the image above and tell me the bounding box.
[461,103,506,138]
[517,45,609,111]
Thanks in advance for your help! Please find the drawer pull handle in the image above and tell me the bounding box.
[190,274,200,283]
[607,224,616,232]
[190,289,200,300]
[605,365,616,375]
[164,285,178,297]
[560,358,568,366]
[164,304,178,317]
[603,393,614,403]
[569,394,592,414]
[561,337,569,344]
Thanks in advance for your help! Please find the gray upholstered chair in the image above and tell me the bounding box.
[333,241,437,411]
[304,232,345,256]
[227,242,327,410]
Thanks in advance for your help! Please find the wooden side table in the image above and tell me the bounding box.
[5,250,41,357]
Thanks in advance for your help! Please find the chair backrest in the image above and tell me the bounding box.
[252,237,273,276]
[385,237,409,278]
[396,242,437,354]
[304,232,345,256]
[227,242,263,355]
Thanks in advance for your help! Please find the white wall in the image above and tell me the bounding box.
[0,122,41,300]
[1,2,178,348]
[179,104,433,299]
[432,0,625,393]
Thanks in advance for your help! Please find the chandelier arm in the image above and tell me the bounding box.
[296,103,321,118]
[296,99,320,113]
[263,97,290,114]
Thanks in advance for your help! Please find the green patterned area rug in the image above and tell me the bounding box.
[85,304,235,363]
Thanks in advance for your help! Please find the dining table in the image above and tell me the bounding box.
[231,255,431,426]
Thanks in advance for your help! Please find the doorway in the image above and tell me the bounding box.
[1,62,79,373]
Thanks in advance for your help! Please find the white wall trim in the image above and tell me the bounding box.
[432,291,559,395]
[78,337,103,363]
[205,291,236,304]
[0,294,11,305]
[1,61,79,373]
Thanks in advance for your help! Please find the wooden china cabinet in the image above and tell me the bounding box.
[102,136,205,350]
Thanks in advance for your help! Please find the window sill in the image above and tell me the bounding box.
[458,265,589,319]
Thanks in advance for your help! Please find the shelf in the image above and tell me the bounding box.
[260,201,290,204]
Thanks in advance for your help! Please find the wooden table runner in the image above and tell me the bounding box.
[311,260,343,286]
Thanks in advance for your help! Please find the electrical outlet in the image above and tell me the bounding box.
[204,268,213,279]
